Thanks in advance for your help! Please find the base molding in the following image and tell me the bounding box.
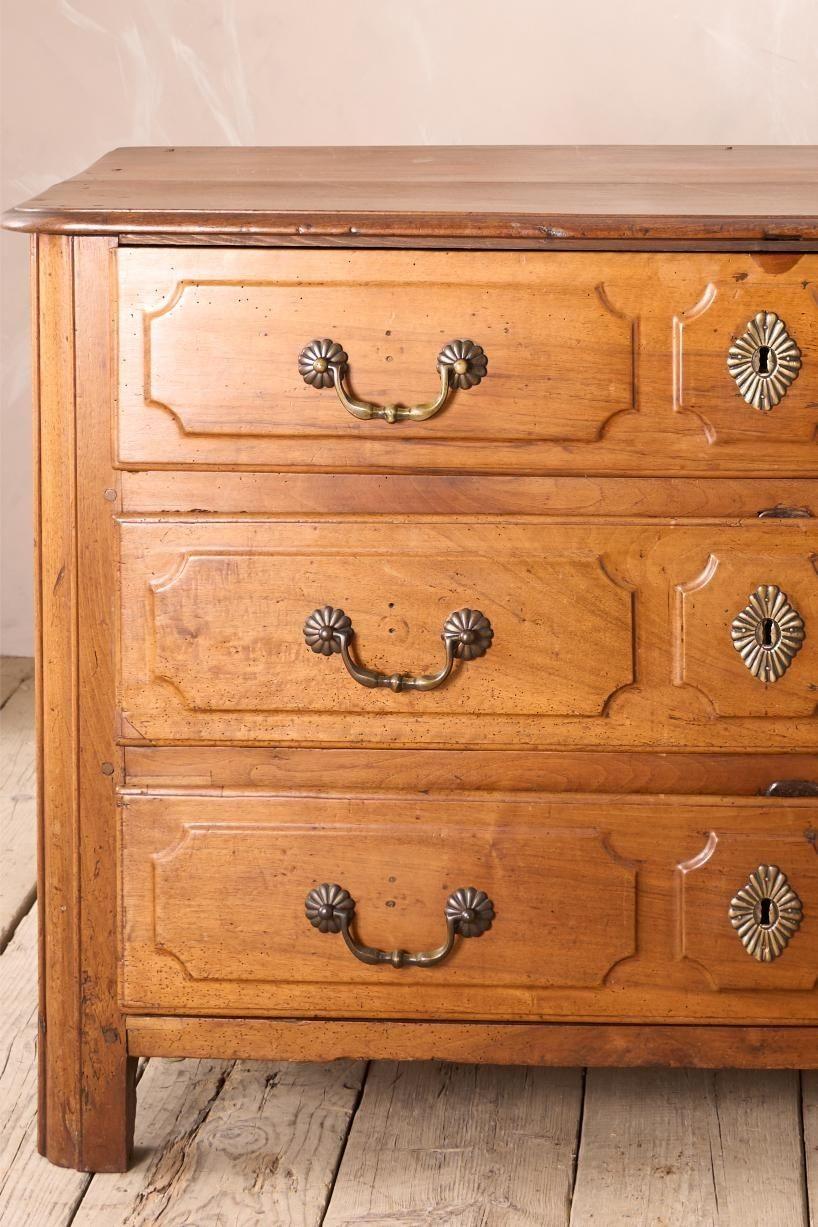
[127,1017,818,1069]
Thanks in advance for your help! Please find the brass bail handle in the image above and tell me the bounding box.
[303,606,494,692]
[298,338,488,423]
[305,884,495,968]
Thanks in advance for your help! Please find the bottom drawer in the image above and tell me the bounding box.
[121,792,818,1023]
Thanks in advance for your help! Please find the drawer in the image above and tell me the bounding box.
[117,248,818,475]
[120,791,818,1022]
[119,517,818,750]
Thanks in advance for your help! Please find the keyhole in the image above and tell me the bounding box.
[760,898,784,922]
[754,895,779,929]
[752,344,778,377]
[755,616,780,651]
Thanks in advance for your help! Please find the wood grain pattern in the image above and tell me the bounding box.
[0,678,36,950]
[120,470,818,519]
[323,1062,583,1227]
[5,146,818,242]
[30,235,45,1163]
[127,1017,818,1070]
[120,791,818,1023]
[69,1059,231,1225]
[121,518,634,738]
[678,830,818,991]
[122,793,636,1014]
[570,1069,808,1227]
[36,233,82,1169]
[676,544,818,718]
[117,248,818,475]
[706,1070,809,1227]
[73,237,136,1170]
[118,233,818,254]
[118,248,637,469]
[72,1058,366,1226]
[0,911,90,1224]
[801,1070,818,1225]
[35,236,134,1171]
[123,744,818,797]
[0,658,34,703]
[118,518,817,750]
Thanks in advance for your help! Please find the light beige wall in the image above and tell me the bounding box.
[2,0,818,653]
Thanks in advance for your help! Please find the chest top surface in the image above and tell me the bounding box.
[3,144,818,243]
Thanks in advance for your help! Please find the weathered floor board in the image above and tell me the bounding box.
[75,1058,367,1225]
[0,910,90,1226]
[0,657,814,1224]
[323,1061,584,1226]
[0,658,33,707]
[710,1069,808,1227]
[802,1071,818,1227]
[0,678,36,949]
[569,1068,808,1227]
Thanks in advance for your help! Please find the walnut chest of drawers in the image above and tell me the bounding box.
[6,145,818,1172]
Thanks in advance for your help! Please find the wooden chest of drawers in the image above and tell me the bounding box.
[5,144,818,1172]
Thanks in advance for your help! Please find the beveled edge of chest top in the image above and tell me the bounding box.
[3,145,818,245]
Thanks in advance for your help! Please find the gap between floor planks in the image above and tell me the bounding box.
[1,657,818,1225]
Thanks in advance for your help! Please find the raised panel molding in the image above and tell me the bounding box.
[673,553,720,714]
[149,818,637,991]
[677,831,818,992]
[590,281,639,440]
[143,275,637,443]
[673,271,818,448]
[674,551,818,719]
[673,282,718,443]
[146,545,636,719]
[119,249,640,454]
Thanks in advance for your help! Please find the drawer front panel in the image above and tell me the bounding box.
[119,518,817,749]
[120,792,818,1020]
[118,249,818,474]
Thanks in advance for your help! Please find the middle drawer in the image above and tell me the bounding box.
[119,517,817,750]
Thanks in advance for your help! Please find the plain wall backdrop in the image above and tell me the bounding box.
[2,0,818,654]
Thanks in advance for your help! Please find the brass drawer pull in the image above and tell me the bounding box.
[298,337,488,423]
[303,605,493,693]
[305,883,495,968]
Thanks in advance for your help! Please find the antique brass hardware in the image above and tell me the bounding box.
[764,780,818,798]
[303,606,493,692]
[731,584,805,682]
[729,865,802,962]
[304,883,495,968]
[757,506,812,520]
[297,337,488,423]
[727,311,802,411]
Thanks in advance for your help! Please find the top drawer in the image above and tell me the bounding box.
[118,249,818,475]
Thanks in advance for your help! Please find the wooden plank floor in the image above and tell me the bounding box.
[0,655,816,1226]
